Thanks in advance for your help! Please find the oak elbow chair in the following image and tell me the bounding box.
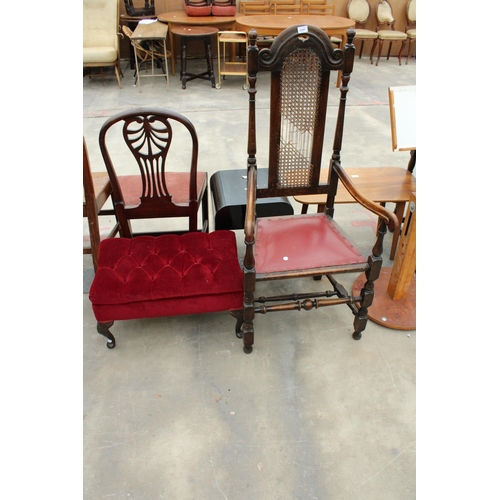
[89,108,242,348]
[240,25,398,353]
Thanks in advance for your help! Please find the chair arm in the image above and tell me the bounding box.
[333,162,398,232]
[244,164,257,242]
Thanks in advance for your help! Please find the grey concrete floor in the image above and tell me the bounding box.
[83,52,416,499]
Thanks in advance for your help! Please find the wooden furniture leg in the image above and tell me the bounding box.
[353,193,416,330]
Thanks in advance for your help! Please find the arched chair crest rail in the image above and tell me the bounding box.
[240,25,398,353]
[98,108,209,238]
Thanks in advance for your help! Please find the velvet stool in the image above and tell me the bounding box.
[89,231,243,348]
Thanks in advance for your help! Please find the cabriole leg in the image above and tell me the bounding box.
[229,309,244,339]
[97,322,116,349]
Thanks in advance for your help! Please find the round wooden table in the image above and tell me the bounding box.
[158,11,236,76]
[235,14,355,86]
[235,14,355,38]
[170,25,219,89]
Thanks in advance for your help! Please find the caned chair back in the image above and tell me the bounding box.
[247,25,356,201]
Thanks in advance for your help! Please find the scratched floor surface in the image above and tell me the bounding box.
[84,54,416,499]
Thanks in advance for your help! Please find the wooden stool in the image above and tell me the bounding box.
[171,25,218,89]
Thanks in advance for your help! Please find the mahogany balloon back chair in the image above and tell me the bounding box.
[98,108,209,237]
[241,25,398,353]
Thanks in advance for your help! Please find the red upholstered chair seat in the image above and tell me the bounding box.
[184,0,211,16]
[211,1,236,16]
[89,231,243,324]
[255,214,366,274]
[118,172,207,207]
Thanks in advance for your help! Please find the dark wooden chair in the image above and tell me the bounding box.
[98,108,209,237]
[240,25,398,353]
[83,137,119,272]
[124,0,155,16]
[89,108,242,349]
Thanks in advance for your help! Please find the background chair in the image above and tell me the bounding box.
[270,0,302,14]
[372,0,407,66]
[122,25,170,88]
[124,0,155,16]
[405,0,416,64]
[211,0,237,15]
[99,108,209,238]
[184,0,212,15]
[239,0,270,14]
[301,1,342,46]
[346,0,379,58]
[83,0,123,87]
[240,1,273,48]
[301,0,335,15]
[83,137,119,272]
[241,26,397,353]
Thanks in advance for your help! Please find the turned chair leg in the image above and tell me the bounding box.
[397,40,407,66]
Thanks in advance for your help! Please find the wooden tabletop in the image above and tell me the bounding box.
[170,25,219,37]
[120,14,157,23]
[294,167,416,205]
[131,20,169,40]
[235,14,355,35]
[158,10,236,26]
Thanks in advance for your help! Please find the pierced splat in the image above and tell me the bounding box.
[122,114,174,203]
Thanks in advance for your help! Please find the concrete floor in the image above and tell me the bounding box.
[83,51,416,499]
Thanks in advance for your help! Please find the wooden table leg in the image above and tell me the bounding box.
[169,28,176,76]
[387,193,416,300]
